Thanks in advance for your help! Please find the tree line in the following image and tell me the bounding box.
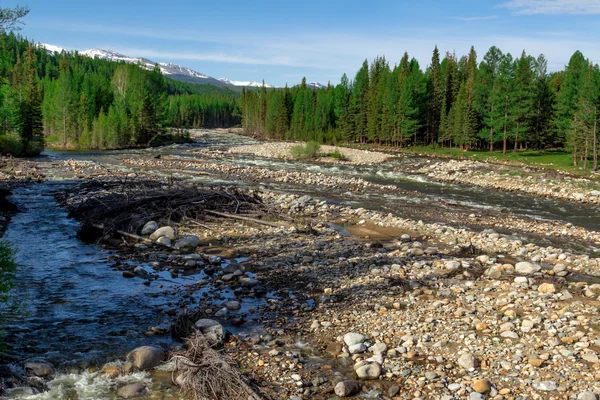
[0,32,240,155]
[240,47,600,168]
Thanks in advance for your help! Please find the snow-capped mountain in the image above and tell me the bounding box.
[39,44,322,91]
[77,48,274,89]
[218,78,274,88]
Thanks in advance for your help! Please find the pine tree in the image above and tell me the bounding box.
[13,45,43,155]
[475,46,504,151]
[426,46,442,144]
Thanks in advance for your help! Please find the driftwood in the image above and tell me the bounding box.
[65,178,272,242]
[206,210,283,228]
[171,333,261,400]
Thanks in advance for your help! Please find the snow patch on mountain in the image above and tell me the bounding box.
[308,81,326,89]
[39,43,66,55]
[218,78,274,88]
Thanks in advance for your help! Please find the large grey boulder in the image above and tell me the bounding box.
[174,235,200,250]
[126,346,165,370]
[195,318,225,347]
[141,221,158,236]
[24,361,54,377]
[149,226,175,241]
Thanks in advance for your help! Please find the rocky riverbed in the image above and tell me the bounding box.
[407,158,600,206]
[3,132,600,399]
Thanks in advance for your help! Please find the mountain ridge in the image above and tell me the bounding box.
[40,44,324,90]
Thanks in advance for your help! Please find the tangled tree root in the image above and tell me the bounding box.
[171,332,260,400]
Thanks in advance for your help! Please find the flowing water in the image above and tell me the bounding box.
[2,130,600,397]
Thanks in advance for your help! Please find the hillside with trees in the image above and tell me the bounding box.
[241,47,600,169]
[0,32,240,155]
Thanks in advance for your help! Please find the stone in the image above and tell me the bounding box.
[515,261,541,275]
[149,226,175,241]
[224,300,241,311]
[174,235,200,250]
[344,332,366,346]
[578,392,599,400]
[117,383,146,398]
[348,343,367,354]
[533,381,557,391]
[470,393,485,400]
[369,342,387,354]
[24,361,54,377]
[448,383,461,391]
[538,283,556,294]
[500,331,519,339]
[528,358,544,367]
[475,322,488,331]
[582,353,599,363]
[425,371,438,381]
[102,364,120,377]
[334,380,361,397]
[141,221,158,235]
[355,363,381,380]
[195,319,225,347]
[388,386,400,397]
[126,346,166,370]
[239,277,259,287]
[214,307,228,317]
[472,379,492,393]
[457,352,478,371]
[156,236,171,246]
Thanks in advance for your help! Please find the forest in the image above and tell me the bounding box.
[241,47,600,169]
[0,33,240,155]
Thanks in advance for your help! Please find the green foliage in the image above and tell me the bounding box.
[290,141,321,160]
[0,132,23,155]
[327,149,347,160]
[0,4,29,33]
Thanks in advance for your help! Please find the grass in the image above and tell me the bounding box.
[290,141,321,160]
[404,146,594,176]
[327,149,348,161]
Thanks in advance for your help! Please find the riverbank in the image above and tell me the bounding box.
[49,176,600,399]
[3,131,600,399]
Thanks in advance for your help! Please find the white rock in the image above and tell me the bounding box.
[344,332,366,346]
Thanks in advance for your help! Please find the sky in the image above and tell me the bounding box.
[6,0,600,87]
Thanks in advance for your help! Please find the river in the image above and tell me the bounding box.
[1,130,599,398]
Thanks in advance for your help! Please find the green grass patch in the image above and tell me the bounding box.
[290,141,321,160]
[327,149,348,161]
[405,146,593,175]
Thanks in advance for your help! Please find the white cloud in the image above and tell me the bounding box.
[501,0,600,15]
[454,15,499,21]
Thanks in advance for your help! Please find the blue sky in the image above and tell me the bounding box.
[7,0,600,86]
